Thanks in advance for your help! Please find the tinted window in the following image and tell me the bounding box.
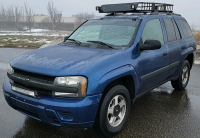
[172,19,181,40]
[179,19,193,38]
[142,19,164,44]
[163,18,176,42]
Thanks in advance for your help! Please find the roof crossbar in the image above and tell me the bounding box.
[96,2,174,14]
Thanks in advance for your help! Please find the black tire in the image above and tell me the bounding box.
[171,60,190,90]
[98,85,131,137]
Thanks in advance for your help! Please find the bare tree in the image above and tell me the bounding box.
[55,13,62,30]
[0,5,6,21]
[24,3,34,31]
[0,5,16,28]
[0,3,35,30]
[0,6,1,21]
[0,7,1,21]
[47,1,62,30]
[76,12,95,23]
[0,5,20,23]
[14,6,21,28]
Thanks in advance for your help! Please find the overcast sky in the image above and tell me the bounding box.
[1,0,200,27]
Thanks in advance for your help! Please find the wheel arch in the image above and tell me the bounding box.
[93,65,139,129]
[97,65,139,100]
[185,53,194,70]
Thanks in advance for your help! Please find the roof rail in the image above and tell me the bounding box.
[96,2,174,14]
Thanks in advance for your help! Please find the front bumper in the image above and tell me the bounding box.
[3,80,101,128]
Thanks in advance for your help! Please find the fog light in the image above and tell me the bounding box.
[53,92,78,97]
[12,86,36,98]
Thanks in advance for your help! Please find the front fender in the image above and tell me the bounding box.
[95,65,139,98]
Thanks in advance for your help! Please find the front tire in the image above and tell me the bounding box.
[171,60,190,90]
[98,85,131,137]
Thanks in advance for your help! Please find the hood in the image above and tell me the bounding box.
[10,45,119,76]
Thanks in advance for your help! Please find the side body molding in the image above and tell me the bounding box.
[96,65,140,99]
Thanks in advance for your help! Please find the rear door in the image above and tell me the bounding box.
[178,19,196,59]
[163,17,185,78]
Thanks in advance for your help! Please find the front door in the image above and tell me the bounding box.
[137,18,169,93]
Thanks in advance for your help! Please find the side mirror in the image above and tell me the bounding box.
[140,39,161,51]
[64,36,69,42]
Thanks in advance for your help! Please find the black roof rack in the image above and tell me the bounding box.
[96,2,174,15]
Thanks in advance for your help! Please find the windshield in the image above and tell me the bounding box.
[64,18,140,47]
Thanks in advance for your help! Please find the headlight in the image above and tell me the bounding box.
[54,76,87,98]
[7,64,14,74]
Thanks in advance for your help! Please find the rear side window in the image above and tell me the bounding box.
[163,18,176,42]
[142,19,164,44]
[179,19,193,38]
[172,19,181,40]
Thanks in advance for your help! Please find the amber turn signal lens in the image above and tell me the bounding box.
[81,78,87,96]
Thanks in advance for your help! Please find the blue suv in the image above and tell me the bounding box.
[3,2,196,137]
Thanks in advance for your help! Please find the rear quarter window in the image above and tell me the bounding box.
[178,19,193,38]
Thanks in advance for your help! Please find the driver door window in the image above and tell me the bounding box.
[142,19,164,45]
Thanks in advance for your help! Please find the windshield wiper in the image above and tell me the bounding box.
[67,39,82,45]
[87,40,116,49]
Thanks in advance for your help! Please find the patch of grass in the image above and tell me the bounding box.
[0,35,62,48]
[2,42,46,48]
[194,32,200,44]
[192,28,200,44]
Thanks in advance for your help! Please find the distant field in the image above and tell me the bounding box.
[0,29,69,48]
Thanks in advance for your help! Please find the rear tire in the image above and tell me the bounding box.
[98,85,131,137]
[171,60,190,90]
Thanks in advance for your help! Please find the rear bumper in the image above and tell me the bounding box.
[3,80,101,128]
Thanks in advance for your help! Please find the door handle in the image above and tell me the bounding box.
[163,52,168,56]
[181,46,186,50]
